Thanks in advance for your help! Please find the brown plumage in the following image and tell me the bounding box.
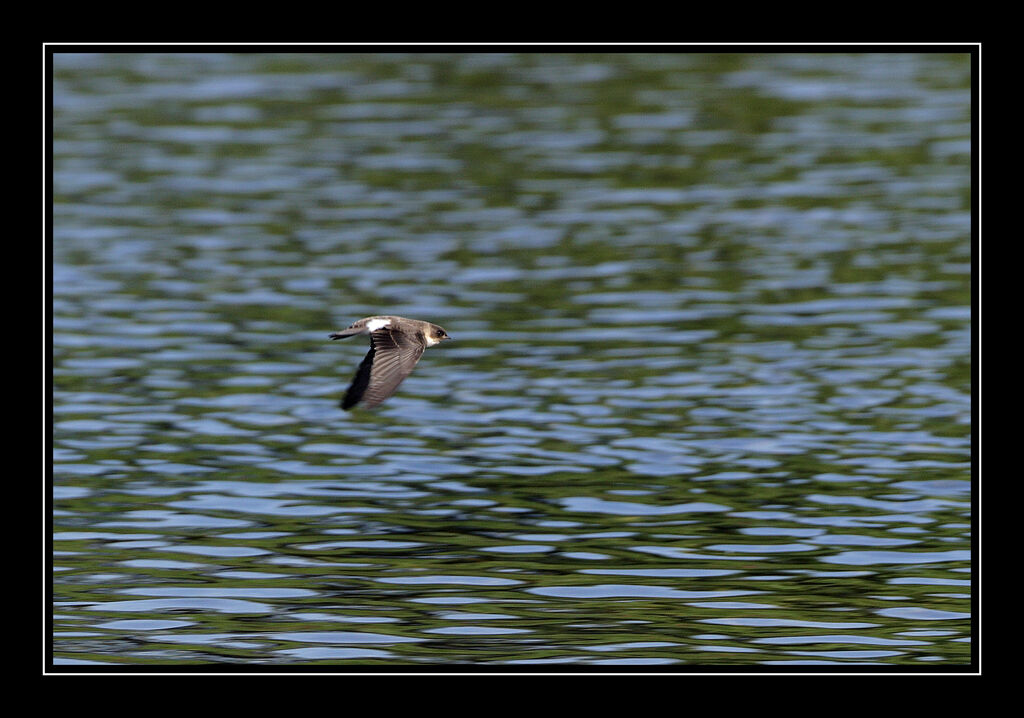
[329,316,450,410]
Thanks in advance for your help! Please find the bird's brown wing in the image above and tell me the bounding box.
[342,328,425,410]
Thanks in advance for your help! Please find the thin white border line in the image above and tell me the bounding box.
[42,42,983,46]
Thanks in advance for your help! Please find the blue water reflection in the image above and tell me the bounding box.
[52,52,972,668]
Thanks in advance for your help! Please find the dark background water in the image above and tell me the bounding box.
[51,52,972,668]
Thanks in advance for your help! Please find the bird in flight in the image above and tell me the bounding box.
[329,316,451,410]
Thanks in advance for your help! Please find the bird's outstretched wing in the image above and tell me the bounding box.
[341,327,426,409]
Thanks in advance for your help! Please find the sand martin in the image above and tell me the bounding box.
[329,316,451,410]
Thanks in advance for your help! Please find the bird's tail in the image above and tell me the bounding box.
[329,327,363,340]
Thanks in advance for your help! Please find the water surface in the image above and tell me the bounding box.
[51,52,972,668]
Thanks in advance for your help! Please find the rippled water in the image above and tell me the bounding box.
[51,52,973,669]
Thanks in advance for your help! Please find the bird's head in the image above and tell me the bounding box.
[426,324,451,346]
